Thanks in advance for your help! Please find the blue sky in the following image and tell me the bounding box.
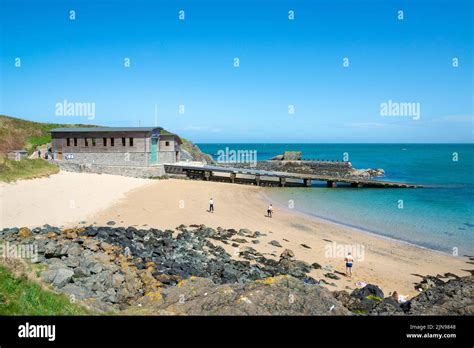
[0,0,472,143]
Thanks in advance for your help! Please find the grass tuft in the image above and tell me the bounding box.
[0,158,59,182]
[0,264,89,315]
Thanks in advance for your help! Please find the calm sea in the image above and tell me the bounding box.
[198,143,474,255]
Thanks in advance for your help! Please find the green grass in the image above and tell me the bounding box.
[26,135,52,154]
[352,309,368,315]
[0,265,89,315]
[0,158,59,182]
[0,114,98,155]
[366,295,383,302]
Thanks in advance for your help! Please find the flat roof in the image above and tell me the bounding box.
[51,127,160,133]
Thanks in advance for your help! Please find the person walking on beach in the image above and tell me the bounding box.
[344,252,354,277]
[209,198,214,213]
[37,149,42,158]
[267,204,273,218]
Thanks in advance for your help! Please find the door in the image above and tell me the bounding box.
[151,138,157,163]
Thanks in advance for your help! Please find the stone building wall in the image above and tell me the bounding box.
[57,162,166,178]
[158,151,178,164]
[61,152,150,166]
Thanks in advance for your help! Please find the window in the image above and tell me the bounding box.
[122,137,126,146]
[66,138,70,146]
[74,138,77,146]
[165,141,170,146]
[92,138,96,146]
[129,137,134,146]
[85,138,89,146]
[111,138,114,146]
[103,138,107,146]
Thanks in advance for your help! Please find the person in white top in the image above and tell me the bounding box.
[267,204,273,218]
[344,252,354,277]
[209,198,214,213]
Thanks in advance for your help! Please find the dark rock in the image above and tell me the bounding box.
[407,276,474,315]
[269,240,282,248]
[106,221,116,226]
[136,275,351,315]
[351,284,384,301]
[311,262,322,269]
[370,297,404,315]
[280,249,295,259]
[324,273,340,280]
[44,241,65,258]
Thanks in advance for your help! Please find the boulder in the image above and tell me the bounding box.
[280,249,295,259]
[18,227,32,238]
[42,268,74,288]
[269,240,282,248]
[351,284,384,300]
[324,273,340,280]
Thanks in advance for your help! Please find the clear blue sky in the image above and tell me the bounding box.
[0,0,472,143]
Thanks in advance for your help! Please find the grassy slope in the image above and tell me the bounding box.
[0,158,60,182]
[0,264,89,315]
[0,114,99,155]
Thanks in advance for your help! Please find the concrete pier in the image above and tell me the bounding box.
[163,164,425,189]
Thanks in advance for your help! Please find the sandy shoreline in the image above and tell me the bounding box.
[1,171,471,298]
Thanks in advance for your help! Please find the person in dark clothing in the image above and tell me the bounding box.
[209,198,214,213]
[267,204,273,218]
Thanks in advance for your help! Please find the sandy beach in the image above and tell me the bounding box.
[1,171,471,298]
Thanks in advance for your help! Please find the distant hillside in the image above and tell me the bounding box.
[0,115,212,162]
[0,115,98,155]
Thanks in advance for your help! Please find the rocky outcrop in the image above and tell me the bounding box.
[132,275,350,315]
[1,225,471,316]
[333,275,474,316]
[407,275,474,315]
[0,225,328,314]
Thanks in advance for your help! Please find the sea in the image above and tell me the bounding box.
[197,143,474,256]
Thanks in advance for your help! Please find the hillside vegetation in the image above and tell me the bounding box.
[0,264,89,315]
[0,158,60,182]
[0,115,98,155]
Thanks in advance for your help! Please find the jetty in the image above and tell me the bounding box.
[164,164,425,188]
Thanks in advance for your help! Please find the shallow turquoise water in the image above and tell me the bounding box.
[198,143,474,255]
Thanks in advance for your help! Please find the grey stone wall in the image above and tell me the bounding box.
[157,151,177,164]
[57,162,165,178]
[60,152,149,166]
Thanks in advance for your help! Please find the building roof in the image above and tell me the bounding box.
[50,127,160,133]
